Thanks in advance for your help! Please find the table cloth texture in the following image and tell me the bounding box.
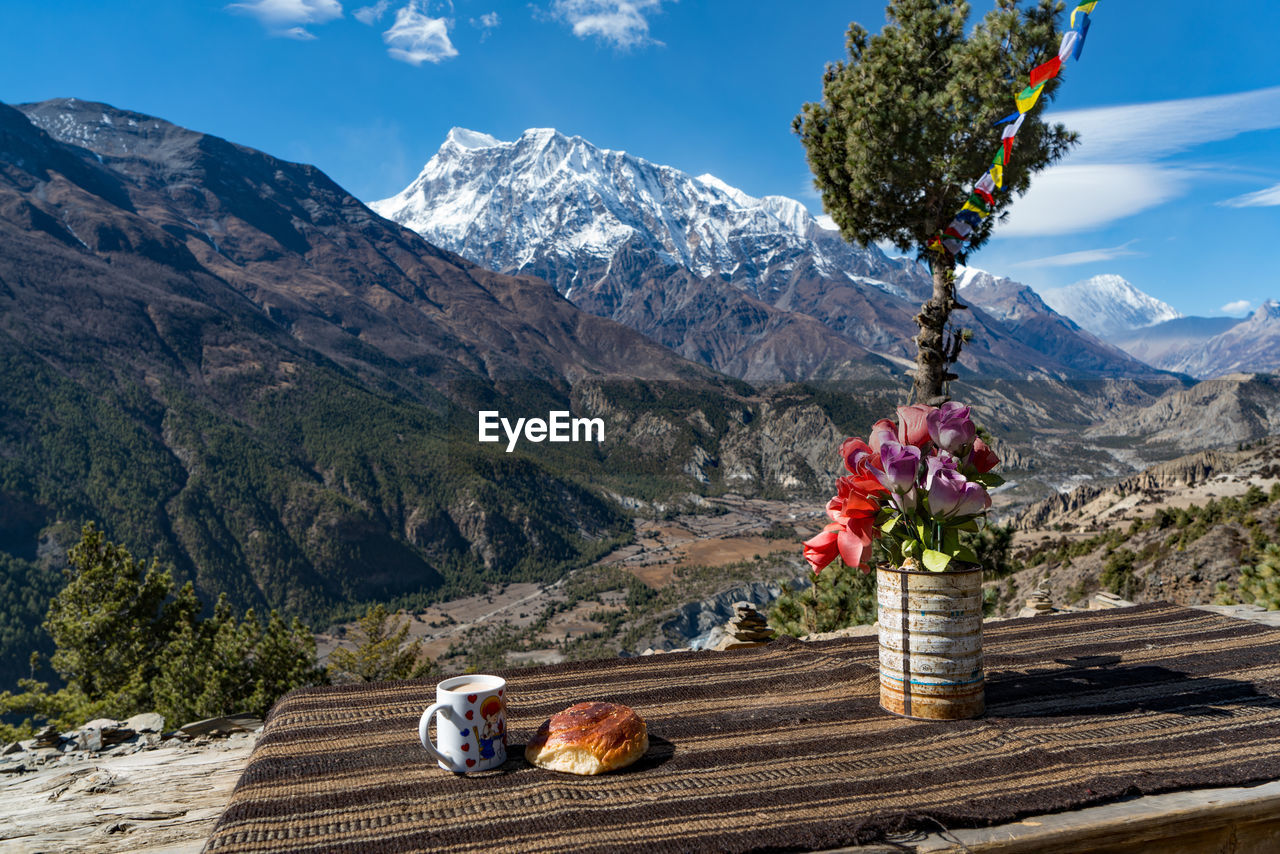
[204,603,1280,853]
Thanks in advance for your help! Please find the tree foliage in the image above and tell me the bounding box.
[0,524,325,740]
[328,604,431,683]
[1239,544,1280,611]
[770,562,877,637]
[794,0,1076,254]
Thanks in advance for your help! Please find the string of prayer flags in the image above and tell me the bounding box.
[930,2,1101,258]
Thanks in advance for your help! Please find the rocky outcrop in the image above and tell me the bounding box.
[1014,448,1239,530]
[1086,374,1280,448]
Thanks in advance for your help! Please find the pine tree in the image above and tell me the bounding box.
[770,563,877,636]
[328,604,431,683]
[794,0,1077,402]
[44,523,200,712]
[1240,544,1280,611]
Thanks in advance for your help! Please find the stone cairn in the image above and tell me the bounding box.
[712,602,777,650]
[1016,580,1055,618]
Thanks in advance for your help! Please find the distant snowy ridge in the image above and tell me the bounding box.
[1040,274,1182,341]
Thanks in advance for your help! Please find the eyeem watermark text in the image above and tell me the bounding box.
[478,410,604,452]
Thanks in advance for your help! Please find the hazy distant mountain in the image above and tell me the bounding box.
[1163,300,1280,378]
[1041,275,1182,340]
[374,128,1162,382]
[1110,316,1244,373]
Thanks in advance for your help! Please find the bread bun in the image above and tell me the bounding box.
[524,702,648,775]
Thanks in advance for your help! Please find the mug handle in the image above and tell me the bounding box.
[419,703,455,768]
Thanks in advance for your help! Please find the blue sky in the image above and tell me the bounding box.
[2,1,1277,317]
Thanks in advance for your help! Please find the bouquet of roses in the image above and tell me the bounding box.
[803,401,1002,575]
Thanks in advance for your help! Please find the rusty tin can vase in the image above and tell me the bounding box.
[876,560,984,720]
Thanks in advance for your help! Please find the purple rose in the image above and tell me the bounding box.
[924,451,958,489]
[927,402,976,454]
[873,440,920,494]
[927,468,991,519]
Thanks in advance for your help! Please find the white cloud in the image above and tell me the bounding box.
[1219,181,1280,208]
[1000,164,1196,237]
[1049,86,1280,161]
[470,11,500,39]
[1009,240,1142,268]
[227,0,342,37]
[354,0,391,24]
[383,2,458,64]
[1221,299,1253,316]
[551,0,670,49]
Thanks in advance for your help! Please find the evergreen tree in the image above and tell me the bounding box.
[1240,544,1280,611]
[794,0,1077,401]
[770,562,877,636]
[1,524,324,739]
[328,604,431,683]
[44,523,200,713]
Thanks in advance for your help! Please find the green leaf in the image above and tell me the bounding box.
[956,546,979,565]
[977,473,1006,488]
[923,549,952,573]
[881,517,898,533]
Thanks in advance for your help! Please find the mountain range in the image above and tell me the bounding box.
[0,98,868,683]
[372,127,1161,384]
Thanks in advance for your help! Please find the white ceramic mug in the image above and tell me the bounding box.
[418,674,507,772]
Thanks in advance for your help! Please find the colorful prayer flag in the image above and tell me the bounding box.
[1058,30,1079,61]
[961,201,988,218]
[947,219,973,238]
[1030,56,1062,88]
[975,173,996,195]
[994,111,1020,126]
[990,164,1004,188]
[1074,14,1090,59]
[1003,137,1014,163]
[956,209,983,230]
[1016,81,1047,113]
[1071,1,1098,30]
[942,237,962,255]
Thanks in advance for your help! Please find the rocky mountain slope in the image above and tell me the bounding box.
[1157,300,1280,378]
[373,127,1162,383]
[998,437,1280,617]
[1085,373,1280,449]
[1040,274,1181,340]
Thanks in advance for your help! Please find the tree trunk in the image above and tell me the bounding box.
[910,254,964,404]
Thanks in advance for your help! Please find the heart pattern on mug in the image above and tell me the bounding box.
[467,694,478,703]
[461,743,470,752]
[498,689,503,696]
[465,758,476,768]
[459,729,470,737]
[465,709,474,720]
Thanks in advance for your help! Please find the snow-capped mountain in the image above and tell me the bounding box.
[373,128,1166,382]
[1040,275,1182,341]
[371,127,923,302]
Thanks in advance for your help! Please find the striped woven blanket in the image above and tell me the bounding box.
[205,604,1280,853]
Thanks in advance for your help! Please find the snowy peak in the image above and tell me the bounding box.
[444,127,501,150]
[369,126,913,295]
[1039,275,1182,341]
